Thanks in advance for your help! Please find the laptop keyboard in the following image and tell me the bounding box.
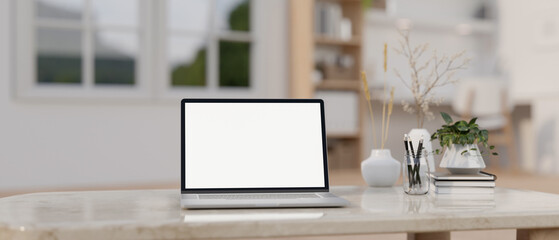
[199,193,321,200]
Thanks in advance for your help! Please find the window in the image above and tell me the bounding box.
[15,0,149,99]
[160,0,256,98]
[167,0,251,87]
[15,0,280,100]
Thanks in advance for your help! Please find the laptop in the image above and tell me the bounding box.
[180,99,350,209]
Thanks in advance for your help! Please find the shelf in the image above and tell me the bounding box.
[289,0,364,169]
[366,9,496,35]
[315,36,361,47]
[316,79,361,91]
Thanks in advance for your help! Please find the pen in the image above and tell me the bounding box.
[404,135,413,188]
[417,137,424,158]
[409,136,415,159]
[404,134,410,157]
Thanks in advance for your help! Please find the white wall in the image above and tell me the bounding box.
[0,0,288,192]
[364,9,497,103]
[499,0,559,173]
[498,0,559,101]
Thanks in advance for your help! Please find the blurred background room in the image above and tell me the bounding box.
[2,0,559,238]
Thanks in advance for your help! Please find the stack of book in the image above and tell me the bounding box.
[429,171,496,194]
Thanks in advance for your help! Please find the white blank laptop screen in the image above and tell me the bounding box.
[184,102,326,189]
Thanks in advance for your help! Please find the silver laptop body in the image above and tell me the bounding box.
[180,99,349,209]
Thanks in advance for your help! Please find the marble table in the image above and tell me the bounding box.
[2,186,559,240]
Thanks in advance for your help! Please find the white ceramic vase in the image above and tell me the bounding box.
[361,149,401,187]
[408,128,436,171]
[440,144,486,174]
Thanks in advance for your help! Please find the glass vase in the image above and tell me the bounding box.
[403,154,430,195]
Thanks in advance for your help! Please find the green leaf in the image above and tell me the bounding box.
[441,112,453,124]
[467,134,475,144]
[461,150,468,155]
[434,114,496,153]
[471,127,480,135]
[441,135,450,147]
[489,145,495,150]
[481,130,489,141]
[492,152,498,156]
[430,132,437,140]
[469,117,478,125]
[456,121,469,132]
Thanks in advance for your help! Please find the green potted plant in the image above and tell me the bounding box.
[431,112,497,174]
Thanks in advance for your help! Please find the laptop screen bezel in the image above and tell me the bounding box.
[181,99,330,194]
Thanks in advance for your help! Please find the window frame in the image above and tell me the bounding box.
[15,0,153,100]
[155,0,267,100]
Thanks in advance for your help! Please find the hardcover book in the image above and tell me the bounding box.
[431,180,495,187]
[429,171,497,181]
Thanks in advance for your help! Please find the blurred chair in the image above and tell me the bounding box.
[452,77,518,170]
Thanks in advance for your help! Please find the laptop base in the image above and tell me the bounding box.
[181,192,349,209]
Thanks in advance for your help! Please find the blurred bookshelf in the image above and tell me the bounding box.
[289,0,364,169]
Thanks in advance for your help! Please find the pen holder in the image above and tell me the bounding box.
[402,154,430,195]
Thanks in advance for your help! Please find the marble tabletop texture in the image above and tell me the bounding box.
[2,186,559,239]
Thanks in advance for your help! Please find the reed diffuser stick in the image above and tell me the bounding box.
[361,71,377,149]
[381,43,387,149]
[383,87,395,145]
[361,43,395,150]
